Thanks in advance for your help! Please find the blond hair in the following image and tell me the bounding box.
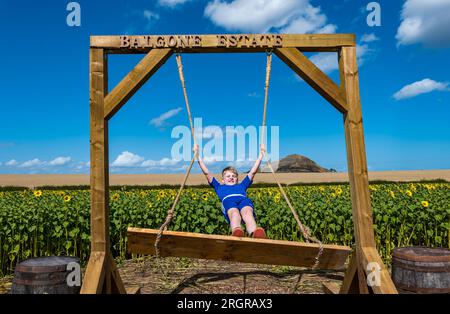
[222,166,238,178]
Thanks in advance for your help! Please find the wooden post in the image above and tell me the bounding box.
[339,46,397,294]
[81,48,126,294]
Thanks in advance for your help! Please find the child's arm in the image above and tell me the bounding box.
[194,144,214,184]
[247,144,265,181]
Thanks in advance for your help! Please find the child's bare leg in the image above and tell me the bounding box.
[227,208,242,231]
[240,206,257,235]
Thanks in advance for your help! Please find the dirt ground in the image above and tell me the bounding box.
[0,256,346,294]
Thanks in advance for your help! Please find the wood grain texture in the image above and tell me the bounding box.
[104,49,173,120]
[89,48,109,253]
[91,34,356,53]
[340,46,375,248]
[362,247,398,294]
[275,47,348,113]
[339,46,397,294]
[339,251,360,294]
[127,228,351,270]
[80,252,106,294]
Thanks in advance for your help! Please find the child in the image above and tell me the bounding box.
[193,144,267,239]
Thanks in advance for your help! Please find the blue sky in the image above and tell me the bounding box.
[1,0,449,174]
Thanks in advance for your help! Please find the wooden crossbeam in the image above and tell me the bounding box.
[127,228,351,270]
[91,34,356,53]
[275,47,348,113]
[103,48,173,120]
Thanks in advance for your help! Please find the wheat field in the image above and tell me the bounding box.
[0,170,449,188]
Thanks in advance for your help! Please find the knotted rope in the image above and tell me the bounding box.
[260,50,323,269]
[154,52,198,257]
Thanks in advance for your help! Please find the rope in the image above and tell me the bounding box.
[154,52,198,257]
[176,52,197,147]
[261,50,272,147]
[260,50,323,269]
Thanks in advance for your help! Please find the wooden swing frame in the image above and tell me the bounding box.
[81,33,398,294]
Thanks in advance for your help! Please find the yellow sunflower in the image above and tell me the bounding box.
[421,201,429,208]
[112,193,120,201]
[406,190,413,197]
[64,195,72,202]
[33,190,42,197]
[274,194,281,203]
[202,194,209,201]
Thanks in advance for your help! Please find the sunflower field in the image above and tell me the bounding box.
[0,182,449,276]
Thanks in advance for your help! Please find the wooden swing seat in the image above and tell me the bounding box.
[127,227,351,270]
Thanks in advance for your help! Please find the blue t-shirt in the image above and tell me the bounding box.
[209,175,253,201]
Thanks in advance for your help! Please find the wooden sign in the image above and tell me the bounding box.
[91,34,355,53]
[120,34,283,49]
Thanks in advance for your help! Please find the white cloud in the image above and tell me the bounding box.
[159,157,180,166]
[5,159,18,166]
[279,4,337,34]
[396,0,450,47]
[112,151,145,167]
[355,43,372,66]
[393,78,449,100]
[19,158,44,168]
[248,92,261,98]
[141,159,157,167]
[73,161,90,171]
[204,0,335,34]
[203,155,223,165]
[48,156,71,166]
[235,159,255,168]
[361,33,379,43]
[149,107,182,127]
[309,52,339,74]
[159,0,193,8]
[143,10,159,22]
[142,157,182,168]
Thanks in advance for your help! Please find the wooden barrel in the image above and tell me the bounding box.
[11,256,81,294]
[392,246,450,294]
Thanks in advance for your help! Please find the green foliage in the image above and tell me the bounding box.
[0,182,449,276]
